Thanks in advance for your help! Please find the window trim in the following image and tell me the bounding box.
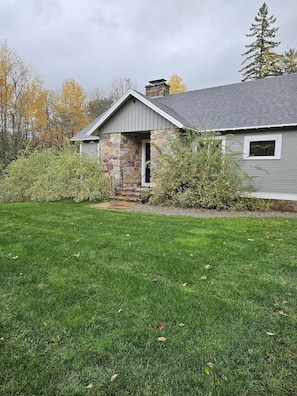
[243,134,282,160]
[192,136,226,153]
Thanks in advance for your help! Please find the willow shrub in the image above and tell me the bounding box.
[0,145,110,202]
[150,130,257,210]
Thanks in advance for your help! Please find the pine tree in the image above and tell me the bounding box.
[240,3,281,82]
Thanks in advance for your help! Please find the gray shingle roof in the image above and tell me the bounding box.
[71,116,101,141]
[153,73,297,131]
[72,73,297,141]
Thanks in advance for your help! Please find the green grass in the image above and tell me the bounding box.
[0,201,296,395]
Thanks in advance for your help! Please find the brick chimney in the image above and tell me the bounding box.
[145,79,170,98]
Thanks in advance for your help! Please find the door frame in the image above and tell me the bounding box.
[141,139,150,187]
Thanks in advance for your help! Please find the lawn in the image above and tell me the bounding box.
[0,201,296,395]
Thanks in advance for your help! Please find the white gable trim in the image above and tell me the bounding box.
[84,89,184,137]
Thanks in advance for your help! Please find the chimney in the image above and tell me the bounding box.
[145,79,170,98]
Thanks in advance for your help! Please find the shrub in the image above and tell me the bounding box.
[0,144,110,203]
[150,130,258,210]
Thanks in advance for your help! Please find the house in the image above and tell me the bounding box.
[71,74,297,201]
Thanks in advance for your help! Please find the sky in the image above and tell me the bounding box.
[1,0,297,95]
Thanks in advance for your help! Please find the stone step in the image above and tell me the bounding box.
[112,187,151,203]
[115,189,141,197]
[111,194,141,202]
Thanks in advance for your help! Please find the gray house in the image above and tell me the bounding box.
[71,73,297,201]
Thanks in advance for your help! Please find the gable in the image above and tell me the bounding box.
[98,96,176,134]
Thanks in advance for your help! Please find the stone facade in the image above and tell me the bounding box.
[99,129,178,192]
[99,132,148,191]
[99,133,121,190]
[120,133,142,188]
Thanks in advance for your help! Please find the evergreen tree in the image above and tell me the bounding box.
[240,3,281,82]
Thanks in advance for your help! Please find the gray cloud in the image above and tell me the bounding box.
[1,0,296,93]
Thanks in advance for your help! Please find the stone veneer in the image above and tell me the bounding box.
[99,132,143,191]
[120,133,142,187]
[99,129,178,191]
[99,133,121,190]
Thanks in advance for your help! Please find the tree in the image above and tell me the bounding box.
[109,77,139,102]
[168,74,187,94]
[150,130,256,210]
[87,86,113,121]
[0,41,48,167]
[279,48,297,74]
[240,3,281,82]
[0,144,110,202]
[52,79,89,143]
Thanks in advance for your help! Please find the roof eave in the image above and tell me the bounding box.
[215,123,297,133]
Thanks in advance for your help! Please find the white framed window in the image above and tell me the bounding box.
[192,136,226,153]
[243,134,282,160]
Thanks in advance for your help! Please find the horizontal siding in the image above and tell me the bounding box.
[226,131,297,195]
[99,97,175,133]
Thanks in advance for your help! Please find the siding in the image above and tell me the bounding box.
[80,142,99,159]
[99,97,175,133]
[226,130,297,196]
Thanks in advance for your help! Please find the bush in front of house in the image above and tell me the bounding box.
[150,129,261,210]
[0,144,110,203]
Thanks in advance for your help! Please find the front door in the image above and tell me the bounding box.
[141,139,150,187]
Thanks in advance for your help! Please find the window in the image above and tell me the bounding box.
[193,136,226,153]
[243,134,282,160]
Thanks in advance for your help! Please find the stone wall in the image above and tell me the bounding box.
[99,129,179,191]
[99,133,121,189]
[120,133,142,187]
[99,132,143,190]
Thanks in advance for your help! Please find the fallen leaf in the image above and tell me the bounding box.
[157,337,167,342]
[85,384,93,389]
[0,337,5,344]
[73,253,80,257]
[182,282,188,287]
[12,256,19,259]
[220,373,228,380]
[207,362,214,368]
[126,234,130,237]
[266,331,275,336]
[110,374,118,382]
[247,238,254,242]
[200,276,207,280]
[37,283,44,288]
[205,367,210,375]
[152,278,158,282]
[278,310,289,316]
[156,323,165,330]
[281,281,286,286]
[204,264,212,270]
[178,322,185,327]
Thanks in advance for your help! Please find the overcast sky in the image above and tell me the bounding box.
[1,0,297,94]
